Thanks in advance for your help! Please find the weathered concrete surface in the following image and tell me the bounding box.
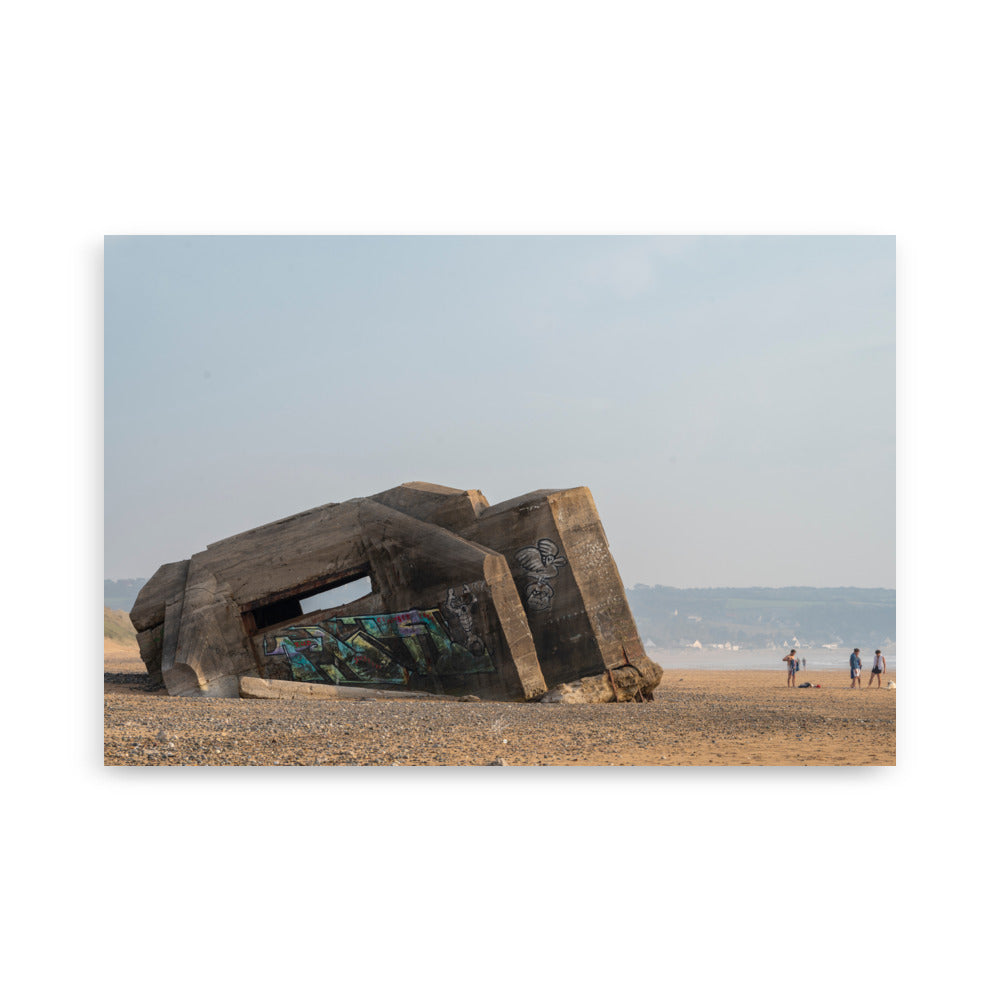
[131,560,189,687]
[132,482,661,702]
[239,676,460,702]
[462,486,659,694]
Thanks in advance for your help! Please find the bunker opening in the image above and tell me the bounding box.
[248,570,374,630]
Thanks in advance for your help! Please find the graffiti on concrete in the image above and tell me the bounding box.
[444,585,486,655]
[514,538,568,612]
[261,607,494,686]
[525,579,555,612]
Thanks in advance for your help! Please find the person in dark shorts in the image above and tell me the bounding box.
[783,649,800,688]
[869,649,887,688]
[850,648,862,688]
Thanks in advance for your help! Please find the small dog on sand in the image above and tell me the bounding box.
[887,680,896,689]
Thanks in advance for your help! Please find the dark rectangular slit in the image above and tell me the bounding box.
[249,571,374,631]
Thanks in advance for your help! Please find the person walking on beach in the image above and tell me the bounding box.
[869,649,887,688]
[783,649,800,687]
[849,648,862,688]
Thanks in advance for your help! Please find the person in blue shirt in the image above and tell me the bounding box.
[783,648,800,687]
[849,648,862,688]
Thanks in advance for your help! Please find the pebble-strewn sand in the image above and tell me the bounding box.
[103,643,895,766]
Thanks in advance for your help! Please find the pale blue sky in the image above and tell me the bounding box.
[105,236,895,587]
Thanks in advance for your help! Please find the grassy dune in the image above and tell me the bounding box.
[104,607,137,646]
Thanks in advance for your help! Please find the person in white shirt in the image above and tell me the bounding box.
[868,649,887,688]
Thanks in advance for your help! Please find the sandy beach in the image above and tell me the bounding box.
[104,640,895,766]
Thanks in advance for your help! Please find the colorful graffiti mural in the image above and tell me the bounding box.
[514,538,568,612]
[261,607,494,687]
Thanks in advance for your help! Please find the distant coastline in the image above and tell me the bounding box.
[628,585,895,652]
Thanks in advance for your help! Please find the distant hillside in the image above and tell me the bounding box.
[104,578,147,612]
[105,607,137,645]
[626,586,895,650]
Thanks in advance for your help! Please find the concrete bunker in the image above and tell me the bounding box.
[130,482,662,703]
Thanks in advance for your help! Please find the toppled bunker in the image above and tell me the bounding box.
[130,482,662,703]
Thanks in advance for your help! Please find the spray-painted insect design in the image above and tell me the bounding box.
[445,585,486,655]
[514,538,568,612]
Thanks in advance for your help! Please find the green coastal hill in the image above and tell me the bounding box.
[626,585,895,650]
[104,578,147,612]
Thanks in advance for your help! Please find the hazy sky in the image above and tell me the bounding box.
[105,236,895,588]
